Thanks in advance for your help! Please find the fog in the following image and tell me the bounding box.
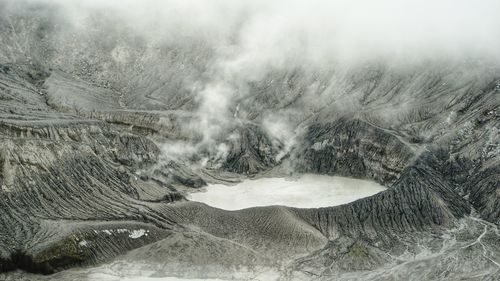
[15,0,500,62]
[3,0,499,162]
[188,174,386,210]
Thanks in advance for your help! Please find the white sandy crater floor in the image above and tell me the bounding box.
[188,174,386,210]
[87,274,225,281]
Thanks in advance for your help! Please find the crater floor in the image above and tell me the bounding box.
[188,174,386,210]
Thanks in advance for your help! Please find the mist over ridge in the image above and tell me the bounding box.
[3,0,500,66]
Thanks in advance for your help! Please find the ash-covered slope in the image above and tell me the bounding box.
[0,0,499,280]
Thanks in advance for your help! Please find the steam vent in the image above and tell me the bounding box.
[0,0,499,280]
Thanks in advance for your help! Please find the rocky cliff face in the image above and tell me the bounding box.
[0,1,499,280]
